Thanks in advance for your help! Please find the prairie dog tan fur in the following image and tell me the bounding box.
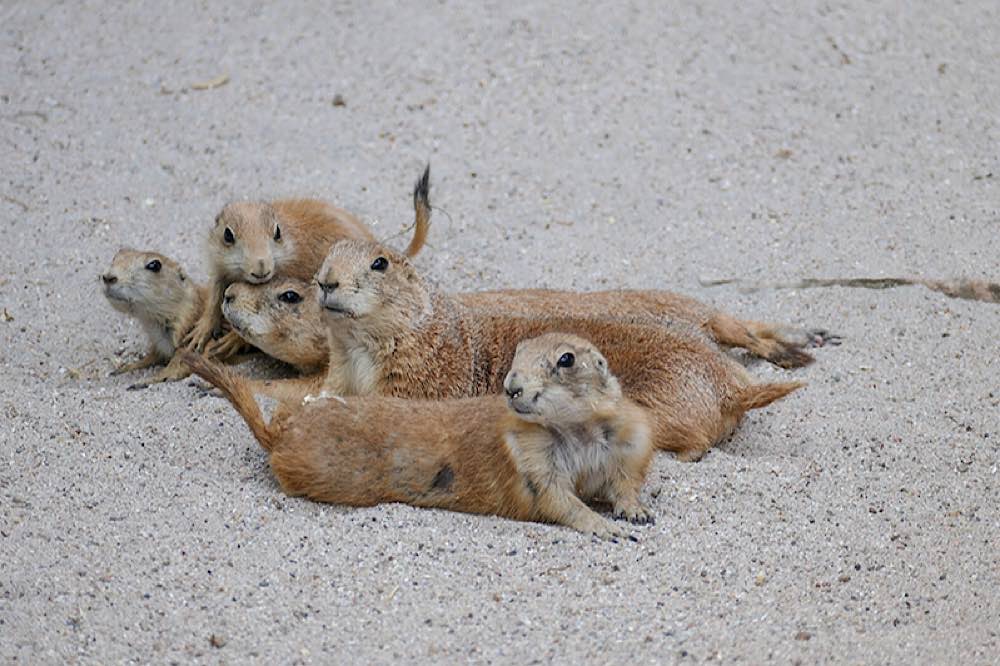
[222,278,327,374]
[101,249,205,388]
[316,240,803,461]
[180,333,653,539]
[187,165,432,353]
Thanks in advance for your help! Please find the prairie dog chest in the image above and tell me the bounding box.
[340,337,379,396]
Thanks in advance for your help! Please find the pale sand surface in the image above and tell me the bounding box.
[1,1,997,663]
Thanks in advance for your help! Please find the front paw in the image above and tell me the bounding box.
[613,502,656,526]
[126,382,149,391]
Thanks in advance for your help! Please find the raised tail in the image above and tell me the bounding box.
[736,381,805,411]
[403,163,431,257]
[179,351,277,452]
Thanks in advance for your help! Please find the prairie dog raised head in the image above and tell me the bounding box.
[210,202,289,284]
[101,248,203,386]
[102,249,194,325]
[314,239,430,325]
[222,278,327,373]
[504,333,621,427]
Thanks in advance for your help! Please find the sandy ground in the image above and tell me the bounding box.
[2,1,998,663]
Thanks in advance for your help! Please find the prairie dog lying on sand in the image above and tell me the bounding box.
[315,239,803,461]
[181,332,653,539]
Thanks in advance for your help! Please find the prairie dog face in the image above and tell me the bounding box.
[222,278,322,359]
[503,333,621,426]
[211,202,293,284]
[101,249,190,318]
[314,239,423,322]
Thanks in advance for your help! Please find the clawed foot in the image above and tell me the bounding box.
[206,330,246,360]
[804,329,842,348]
[612,503,656,526]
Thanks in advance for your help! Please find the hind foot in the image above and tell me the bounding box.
[802,329,842,348]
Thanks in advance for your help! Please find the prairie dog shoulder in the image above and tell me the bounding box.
[182,332,652,538]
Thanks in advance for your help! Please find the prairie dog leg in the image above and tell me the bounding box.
[537,481,625,540]
[746,322,842,349]
[127,354,191,390]
[110,349,161,376]
[606,471,654,525]
[186,281,224,352]
[707,313,814,368]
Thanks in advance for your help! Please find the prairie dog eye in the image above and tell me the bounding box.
[370,257,389,271]
[557,352,575,368]
[277,290,302,304]
[223,227,235,245]
[274,225,282,241]
[144,260,162,272]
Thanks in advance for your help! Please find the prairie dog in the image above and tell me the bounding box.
[316,240,803,461]
[180,333,653,539]
[101,248,205,387]
[187,165,432,353]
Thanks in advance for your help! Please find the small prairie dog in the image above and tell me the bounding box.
[186,165,432,352]
[101,248,204,387]
[180,333,654,539]
[315,240,803,461]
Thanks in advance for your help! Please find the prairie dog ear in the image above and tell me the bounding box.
[214,211,223,226]
[178,267,188,282]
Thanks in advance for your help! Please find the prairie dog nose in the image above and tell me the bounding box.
[102,274,117,285]
[223,293,235,305]
[318,281,340,294]
[504,372,523,400]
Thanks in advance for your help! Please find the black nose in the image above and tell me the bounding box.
[102,274,117,285]
[319,281,339,294]
[224,294,235,304]
[505,385,523,400]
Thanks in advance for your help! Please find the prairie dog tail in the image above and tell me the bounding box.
[736,381,805,411]
[403,163,431,258]
[179,351,277,452]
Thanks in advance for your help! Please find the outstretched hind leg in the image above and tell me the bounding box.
[707,313,815,368]
[749,323,842,349]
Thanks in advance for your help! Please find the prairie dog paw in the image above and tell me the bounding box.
[613,502,656,525]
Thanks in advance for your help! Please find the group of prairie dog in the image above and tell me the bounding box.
[103,165,831,538]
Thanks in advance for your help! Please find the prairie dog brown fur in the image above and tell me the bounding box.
[316,240,803,461]
[459,290,829,368]
[180,333,654,539]
[187,165,433,353]
[102,248,205,388]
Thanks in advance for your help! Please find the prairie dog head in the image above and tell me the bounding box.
[222,278,326,371]
[101,249,192,321]
[314,239,428,325]
[210,202,293,283]
[503,333,622,427]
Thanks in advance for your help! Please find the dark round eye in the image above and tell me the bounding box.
[274,225,282,241]
[145,260,162,273]
[370,257,389,272]
[223,227,235,244]
[277,290,302,304]
[557,352,575,368]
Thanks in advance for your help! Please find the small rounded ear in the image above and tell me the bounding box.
[178,268,187,282]
[214,212,223,226]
